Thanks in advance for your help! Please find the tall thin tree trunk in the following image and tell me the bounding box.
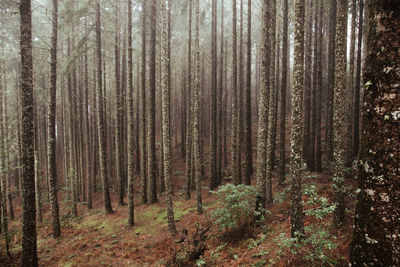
[161,0,177,235]
[141,0,148,204]
[185,0,193,200]
[255,0,270,214]
[20,0,38,263]
[290,0,305,238]
[332,0,348,228]
[231,0,238,185]
[96,0,113,214]
[315,0,323,172]
[210,0,217,190]
[127,0,135,226]
[279,0,289,185]
[244,0,253,185]
[147,0,158,204]
[193,0,203,215]
[352,0,364,158]
[47,0,61,238]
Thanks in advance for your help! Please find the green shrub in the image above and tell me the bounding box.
[210,184,263,233]
[274,183,337,265]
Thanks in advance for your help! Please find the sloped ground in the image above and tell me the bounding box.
[0,170,355,266]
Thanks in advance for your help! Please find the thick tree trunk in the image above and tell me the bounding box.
[349,2,400,264]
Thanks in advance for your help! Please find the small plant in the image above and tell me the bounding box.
[210,184,263,234]
[274,184,338,265]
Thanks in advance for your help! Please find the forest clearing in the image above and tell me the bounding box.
[0,0,399,266]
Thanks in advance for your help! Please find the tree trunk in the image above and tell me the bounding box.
[332,0,348,228]
[315,0,323,172]
[289,0,305,238]
[244,0,253,185]
[210,0,217,190]
[47,0,61,238]
[141,0,148,204]
[349,2,400,264]
[161,0,177,235]
[352,0,364,158]
[255,0,270,214]
[147,0,158,204]
[185,0,193,200]
[20,0,38,263]
[193,0,203,215]
[231,0,238,185]
[279,0,289,185]
[325,0,336,164]
[96,0,113,214]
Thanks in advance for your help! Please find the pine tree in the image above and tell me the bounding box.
[140,0,148,205]
[20,0,38,264]
[290,0,305,237]
[95,0,113,214]
[279,0,289,185]
[127,0,135,226]
[161,0,177,235]
[244,0,253,185]
[193,0,202,215]
[349,1,400,264]
[332,0,348,228]
[47,0,61,238]
[147,0,158,204]
[231,0,238,185]
[210,0,217,190]
[255,0,270,214]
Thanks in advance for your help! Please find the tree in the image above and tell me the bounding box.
[279,0,289,185]
[140,0,148,205]
[255,0,270,214]
[349,1,400,264]
[231,0,238,185]
[20,0,38,264]
[290,0,305,237]
[209,0,217,190]
[315,0,323,172]
[96,0,113,214]
[325,0,336,163]
[332,0,348,228]
[115,0,125,206]
[352,0,364,158]
[147,0,158,204]
[185,0,193,200]
[127,0,135,226]
[244,0,253,185]
[161,0,177,235]
[47,0,61,238]
[193,0,202,215]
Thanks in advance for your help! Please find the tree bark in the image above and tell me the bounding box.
[20,0,38,263]
[349,1,400,264]
[47,0,61,238]
[289,0,305,237]
[332,0,348,228]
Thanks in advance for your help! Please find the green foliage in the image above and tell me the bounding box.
[247,234,267,250]
[210,184,263,233]
[274,184,338,265]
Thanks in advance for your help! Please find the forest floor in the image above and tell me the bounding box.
[0,126,357,266]
[0,170,356,266]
